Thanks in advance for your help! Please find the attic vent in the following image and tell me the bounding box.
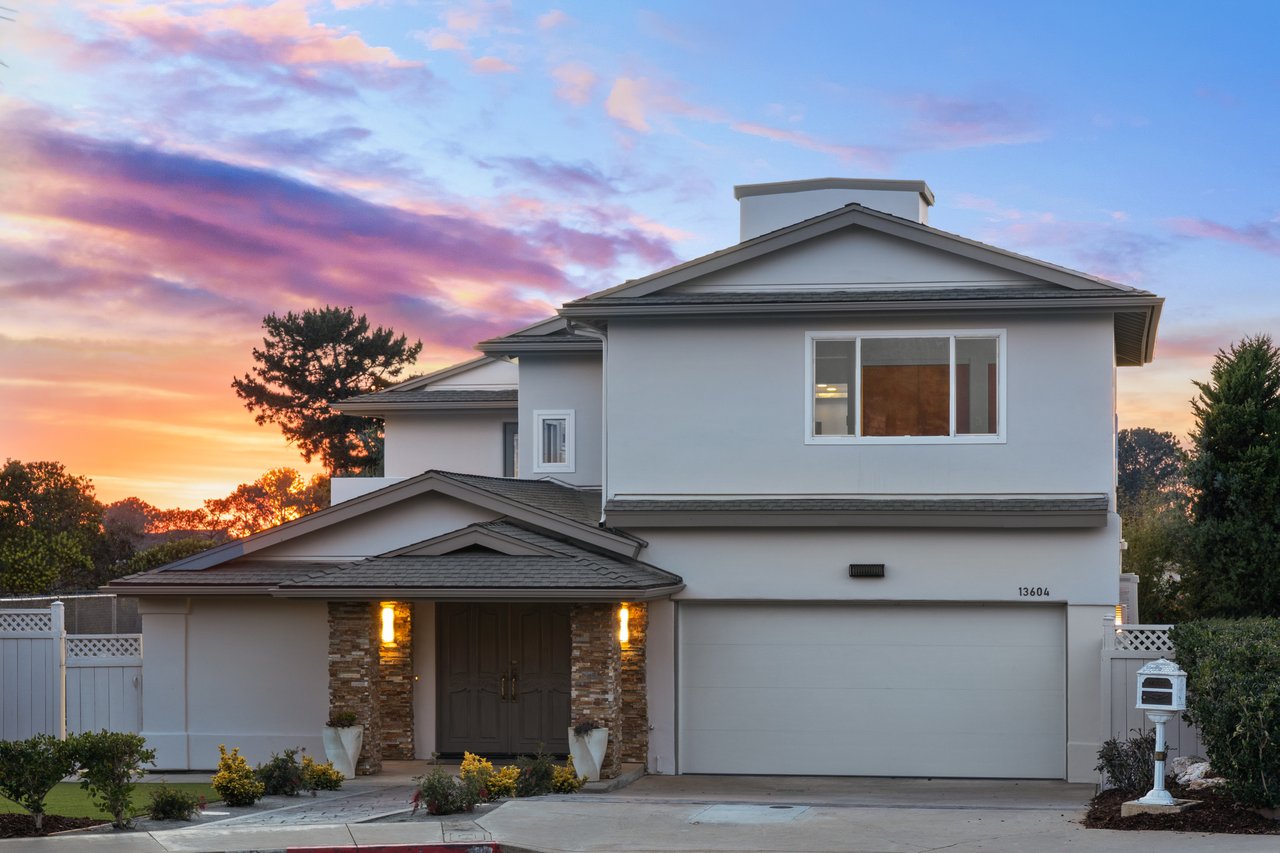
[848,563,886,578]
[449,544,505,555]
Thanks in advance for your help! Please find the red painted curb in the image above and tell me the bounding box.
[288,840,501,845]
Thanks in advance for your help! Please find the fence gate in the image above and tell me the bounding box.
[1101,618,1203,759]
[0,601,142,740]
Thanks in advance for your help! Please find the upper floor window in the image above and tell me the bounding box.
[533,410,575,472]
[503,422,518,478]
[807,331,1004,444]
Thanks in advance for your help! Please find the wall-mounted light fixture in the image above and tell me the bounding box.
[617,603,630,645]
[381,604,395,644]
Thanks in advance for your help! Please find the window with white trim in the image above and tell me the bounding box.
[533,410,575,472]
[807,331,1004,443]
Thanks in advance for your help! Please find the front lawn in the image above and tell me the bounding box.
[0,782,219,819]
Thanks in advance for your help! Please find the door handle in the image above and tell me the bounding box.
[511,669,518,702]
[500,673,507,701]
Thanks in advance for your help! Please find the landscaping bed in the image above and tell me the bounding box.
[0,813,105,838]
[1085,784,1280,835]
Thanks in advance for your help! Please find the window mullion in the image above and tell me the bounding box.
[854,336,863,439]
[948,335,957,437]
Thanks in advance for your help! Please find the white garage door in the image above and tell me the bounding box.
[678,603,1065,778]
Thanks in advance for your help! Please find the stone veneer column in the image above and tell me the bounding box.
[619,601,648,766]
[378,601,415,760]
[327,601,382,775]
[570,603,622,779]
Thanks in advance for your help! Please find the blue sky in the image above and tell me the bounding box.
[2,0,1278,506]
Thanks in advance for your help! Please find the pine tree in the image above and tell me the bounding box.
[1183,334,1280,617]
[232,307,422,475]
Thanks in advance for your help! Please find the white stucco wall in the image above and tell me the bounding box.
[140,597,329,769]
[428,357,518,388]
[517,353,603,488]
[605,313,1117,498]
[260,493,501,558]
[383,411,515,479]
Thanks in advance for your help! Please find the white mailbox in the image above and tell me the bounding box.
[1134,657,1188,807]
[1135,658,1186,712]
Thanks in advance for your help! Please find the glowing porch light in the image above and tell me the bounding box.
[381,605,395,644]
[1115,604,1124,626]
[618,603,630,645]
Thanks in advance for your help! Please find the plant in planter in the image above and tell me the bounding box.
[567,720,609,782]
[323,710,363,779]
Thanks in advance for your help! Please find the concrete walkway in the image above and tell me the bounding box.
[3,772,1278,852]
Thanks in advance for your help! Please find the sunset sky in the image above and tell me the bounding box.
[3,1,1278,509]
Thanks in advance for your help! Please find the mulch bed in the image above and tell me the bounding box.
[0,813,108,838]
[1085,783,1280,834]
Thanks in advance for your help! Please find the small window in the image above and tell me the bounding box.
[807,331,1004,443]
[533,410,574,473]
[502,422,518,478]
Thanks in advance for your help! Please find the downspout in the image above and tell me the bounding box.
[567,320,608,525]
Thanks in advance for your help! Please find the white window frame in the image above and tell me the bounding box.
[804,329,1007,445]
[533,409,576,472]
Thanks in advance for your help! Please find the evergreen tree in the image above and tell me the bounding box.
[1182,334,1280,617]
[231,307,422,475]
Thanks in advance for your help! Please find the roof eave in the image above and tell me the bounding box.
[604,509,1108,528]
[334,400,518,415]
[269,584,685,601]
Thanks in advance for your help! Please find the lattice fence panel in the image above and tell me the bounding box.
[1113,625,1174,653]
[0,610,53,634]
[67,635,142,660]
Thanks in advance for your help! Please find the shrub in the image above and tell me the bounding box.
[148,784,201,821]
[68,730,156,829]
[327,711,358,728]
[412,766,479,816]
[301,754,344,792]
[486,765,519,799]
[1094,729,1156,793]
[0,733,78,833]
[552,756,584,794]
[1172,618,1280,807]
[212,745,265,807]
[515,748,555,798]
[256,748,304,796]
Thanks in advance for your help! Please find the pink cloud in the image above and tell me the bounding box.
[900,94,1046,149]
[552,62,597,106]
[420,29,468,51]
[729,121,890,169]
[1168,217,1280,256]
[89,0,425,95]
[538,10,570,29]
[472,55,517,73]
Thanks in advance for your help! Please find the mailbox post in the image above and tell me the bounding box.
[1134,658,1188,806]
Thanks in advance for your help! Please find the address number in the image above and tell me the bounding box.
[1018,586,1051,597]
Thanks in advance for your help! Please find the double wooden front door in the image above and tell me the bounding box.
[437,603,571,756]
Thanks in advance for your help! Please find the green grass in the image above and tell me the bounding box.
[0,782,219,819]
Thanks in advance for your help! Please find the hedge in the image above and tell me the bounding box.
[1170,618,1280,807]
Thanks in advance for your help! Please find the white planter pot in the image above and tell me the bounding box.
[322,725,363,779]
[567,727,609,781]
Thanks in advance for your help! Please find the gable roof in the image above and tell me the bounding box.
[478,315,602,356]
[557,201,1163,365]
[105,520,683,600]
[104,470,641,587]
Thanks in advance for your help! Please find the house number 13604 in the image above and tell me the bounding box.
[1018,586,1050,597]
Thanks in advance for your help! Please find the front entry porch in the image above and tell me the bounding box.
[326,599,650,780]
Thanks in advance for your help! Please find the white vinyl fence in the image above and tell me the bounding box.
[1101,618,1203,759]
[0,601,142,740]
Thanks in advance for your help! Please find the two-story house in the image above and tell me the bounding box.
[108,178,1162,783]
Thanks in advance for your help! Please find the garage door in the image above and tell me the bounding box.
[678,603,1065,778]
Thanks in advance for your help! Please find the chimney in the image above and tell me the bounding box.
[734,178,935,241]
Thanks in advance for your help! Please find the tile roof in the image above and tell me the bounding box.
[438,471,604,527]
[108,561,339,587]
[278,520,679,592]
